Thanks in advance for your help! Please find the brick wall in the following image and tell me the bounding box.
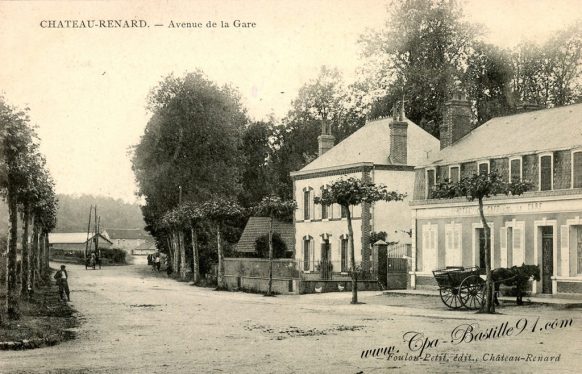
[413,169,426,200]
[522,154,539,189]
[491,157,509,180]
[554,150,571,189]
[461,161,477,178]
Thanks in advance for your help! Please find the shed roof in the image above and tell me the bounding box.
[300,117,439,172]
[235,217,294,253]
[49,232,113,245]
[104,228,150,240]
[424,103,582,166]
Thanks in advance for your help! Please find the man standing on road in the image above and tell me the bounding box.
[54,265,71,302]
[155,253,161,272]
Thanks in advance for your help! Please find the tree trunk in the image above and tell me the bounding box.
[478,197,495,313]
[171,231,179,275]
[346,206,358,304]
[165,234,173,273]
[191,226,200,284]
[217,223,224,289]
[21,203,31,297]
[179,230,188,281]
[266,215,274,296]
[44,233,50,281]
[31,218,39,290]
[6,183,20,319]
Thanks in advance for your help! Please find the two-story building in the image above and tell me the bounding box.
[411,94,582,295]
[290,112,439,280]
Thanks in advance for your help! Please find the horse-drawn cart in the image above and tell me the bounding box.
[432,266,485,310]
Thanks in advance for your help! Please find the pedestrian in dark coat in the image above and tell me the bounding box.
[54,265,71,302]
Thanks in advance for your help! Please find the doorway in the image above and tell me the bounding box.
[320,240,331,279]
[541,226,554,294]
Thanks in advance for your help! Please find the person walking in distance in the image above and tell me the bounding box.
[155,253,161,272]
[54,265,71,302]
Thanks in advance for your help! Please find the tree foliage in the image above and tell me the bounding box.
[359,0,477,136]
[132,71,247,238]
[316,177,406,208]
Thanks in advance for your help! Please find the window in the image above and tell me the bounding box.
[341,205,348,218]
[341,238,348,272]
[449,166,460,183]
[426,169,435,198]
[511,225,525,266]
[510,158,522,183]
[478,161,489,175]
[320,186,328,219]
[422,224,438,271]
[445,224,462,266]
[539,154,553,191]
[303,189,310,220]
[573,151,582,188]
[303,238,311,271]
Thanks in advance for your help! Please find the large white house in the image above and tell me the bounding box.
[290,113,439,278]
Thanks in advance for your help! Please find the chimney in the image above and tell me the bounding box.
[440,90,472,149]
[389,100,408,164]
[317,118,335,157]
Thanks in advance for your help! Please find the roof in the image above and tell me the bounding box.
[235,217,294,253]
[135,240,157,250]
[424,103,582,166]
[49,232,113,245]
[103,228,151,240]
[299,117,439,172]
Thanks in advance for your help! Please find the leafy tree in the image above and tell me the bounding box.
[465,42,515,124]
[432,171,532,313]
[132,71,247,248]
[239,121,273,207]
[200,198,244,289]
[255,233,288,259]
[545,22,582,106]
[315,177,405,304]
[252,195,296,296]
[359,0,477,135]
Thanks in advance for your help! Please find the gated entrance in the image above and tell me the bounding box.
[374,242,409,290]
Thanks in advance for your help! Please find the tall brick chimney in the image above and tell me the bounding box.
[318,118,335,157]
[440,91,472,149]
[389,101,408,165]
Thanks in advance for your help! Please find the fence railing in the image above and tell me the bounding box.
[386,243,411,258]
[301,260,377,280]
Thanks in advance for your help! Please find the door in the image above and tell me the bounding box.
[541,227,554,294]
[578,227,582,274]
[478,228,489,274]
[320,240,331,279]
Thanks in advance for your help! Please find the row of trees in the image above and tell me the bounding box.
[1,97,58,323]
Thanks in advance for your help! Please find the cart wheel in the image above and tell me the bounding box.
[439,287,463,309]
[459,275,485,310]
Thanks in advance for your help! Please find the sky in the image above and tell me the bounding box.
[0,0,581,203]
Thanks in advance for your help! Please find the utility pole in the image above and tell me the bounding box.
[85,205,93,261]
[93,205,98,256]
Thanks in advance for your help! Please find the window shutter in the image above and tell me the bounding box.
[431,226,438,270]
[445,225,460,266]
[560,225,570,277]
[500,227,508,268]
[454,225,462,266]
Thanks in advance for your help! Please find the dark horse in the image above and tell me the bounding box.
[491,264,541,305]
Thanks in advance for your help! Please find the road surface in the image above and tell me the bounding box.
[1,263,581,373]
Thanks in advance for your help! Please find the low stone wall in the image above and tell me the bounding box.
[223,258,300,294]
[300,279,379,294]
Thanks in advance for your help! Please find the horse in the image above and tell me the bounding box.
[491,264,541,305]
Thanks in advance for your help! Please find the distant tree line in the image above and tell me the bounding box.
[1,96,58,323]
[54,194,145,232]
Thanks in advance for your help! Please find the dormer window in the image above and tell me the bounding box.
[449,165,460,183]
[477,161,489,175]
[539,154,553,191]
[426,168,436,198]
[572,151,582,188]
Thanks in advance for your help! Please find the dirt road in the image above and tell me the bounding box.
[1,263,580,373]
